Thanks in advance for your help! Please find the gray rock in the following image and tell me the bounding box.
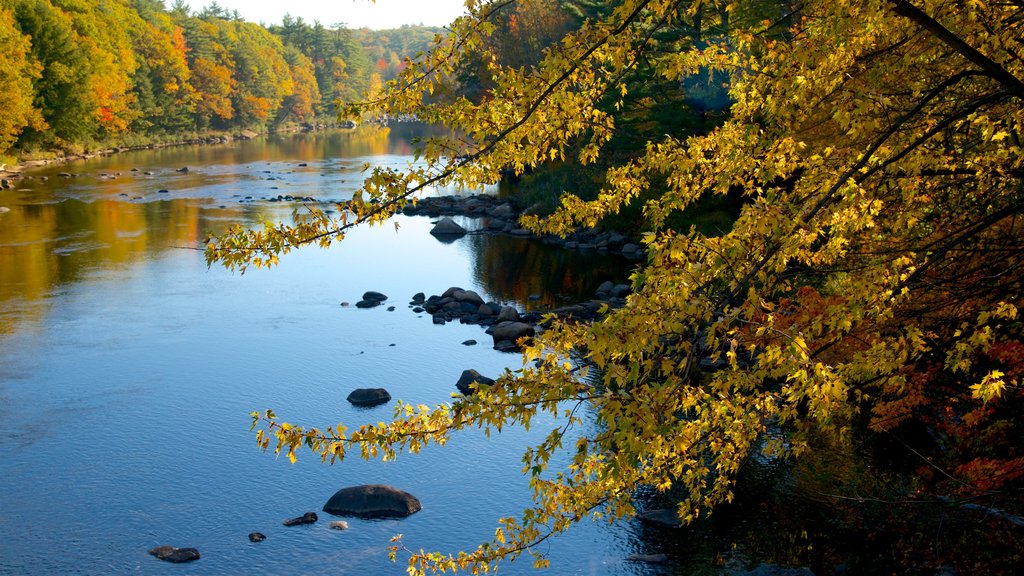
[430,217,467,236]
[248,532,266,542]
[611,284,631,298]
[323,484,421,519]
[347,388,391,407]
[355,299,381,308]
[441,286,462,298]
[595,280,614,295]
[453,289,484,306]
[411,292,426,304]
[489,203,516,218]
[455,369,496,394]
[496,306,519,323]
[175,166,189,173]
[283,512,318,526]
[621,243,643,258]
[362,291,388,302]
[149,545,201,563]
[462,339,477,346]
[490,321,535,349]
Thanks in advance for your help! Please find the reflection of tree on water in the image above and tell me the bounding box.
[0,198,249,335]
[465,232,635,309]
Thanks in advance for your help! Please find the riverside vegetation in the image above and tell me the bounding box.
[0,0,444,162]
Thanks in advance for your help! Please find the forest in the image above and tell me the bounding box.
[0,0,442,160]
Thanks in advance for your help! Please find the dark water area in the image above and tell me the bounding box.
[0,126,670,575]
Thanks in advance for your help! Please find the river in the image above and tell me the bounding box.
[0,126,687,575]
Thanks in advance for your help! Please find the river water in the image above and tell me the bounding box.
[0,126,679,575]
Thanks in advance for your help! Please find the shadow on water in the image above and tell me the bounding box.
[464,231,638,310]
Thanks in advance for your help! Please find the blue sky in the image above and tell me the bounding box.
[183,0,468,29]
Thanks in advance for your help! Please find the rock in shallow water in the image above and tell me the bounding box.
[248,532,266,542]
[148,545,201,563]
[323,484,421,519]
[347,388,391,407]
[429,217,467,236]
[282,512,318,526]
[455,369,495,395]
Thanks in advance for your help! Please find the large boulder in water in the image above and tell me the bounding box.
[455,369,495,395]
[429,217,467,237]
[323,484,421,519]
[490,321,535,350]
[347,388,391,407]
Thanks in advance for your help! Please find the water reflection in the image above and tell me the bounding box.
[0,127,672,576]
[465,231,635,310]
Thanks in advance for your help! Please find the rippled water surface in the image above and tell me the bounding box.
[0,127,669,575]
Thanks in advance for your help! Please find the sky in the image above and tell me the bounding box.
[183,0,468,29]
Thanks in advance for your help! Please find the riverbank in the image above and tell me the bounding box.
[0,121,357,175]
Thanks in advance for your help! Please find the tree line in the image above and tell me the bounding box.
[0,0,443,159]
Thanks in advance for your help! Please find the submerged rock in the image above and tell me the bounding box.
[347,388,392,407]
[329,521,350,530]
[148,545,201,563]
[282,512,318,526]
[248,532,266,542]
[323,484,421,519]
[626,554,668,564]
[637,509,684,528]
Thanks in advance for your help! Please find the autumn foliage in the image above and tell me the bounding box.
[206,0,1022,573]
[0,1,441,157]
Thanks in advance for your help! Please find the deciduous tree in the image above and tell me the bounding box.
[209,1,1024,572]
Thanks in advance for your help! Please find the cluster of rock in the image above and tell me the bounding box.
[409,287,537,351]
[403,194,646,259]
[355,291,390,309]
[151,485,418,563]
[407,283,631,351]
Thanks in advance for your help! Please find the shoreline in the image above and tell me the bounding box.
[1,121,355,174]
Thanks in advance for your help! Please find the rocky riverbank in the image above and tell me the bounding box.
[404,194,647,260]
